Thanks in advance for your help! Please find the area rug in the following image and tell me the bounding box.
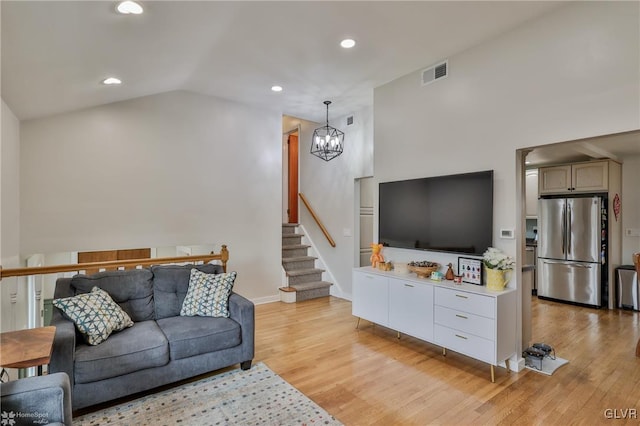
[525,356,569,376]
[73,362,342,425]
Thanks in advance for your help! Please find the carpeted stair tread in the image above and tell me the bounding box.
[282,223,299,235]
[286,268,325,277]
[282,244,311,250]
[282,234,305,244]
[282,256,317,269]
[282,256,317,264]
[290,281,333,291]
[282,256,317,273]
[282,232,305,238]
[282,244,312,259]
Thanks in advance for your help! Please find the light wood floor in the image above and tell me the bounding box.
[254,296,640,425]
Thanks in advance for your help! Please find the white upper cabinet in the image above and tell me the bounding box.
[525,169,539,217]
[538,165,571,195]
[571,161,609,192]
[538,161,610,195]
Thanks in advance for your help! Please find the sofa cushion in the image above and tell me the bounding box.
[74,320,169,384]
[181,270,237,318]
[152,263,223,319]
[70,269,154,322]
[53,287,134,345]
[156,315,241,360]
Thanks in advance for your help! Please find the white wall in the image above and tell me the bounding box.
[374,1,639,271]
[1,99,28,332]
[622,155,640,263]
[19,90,282,301]
[284,107,373,298]
[1,100,20,260]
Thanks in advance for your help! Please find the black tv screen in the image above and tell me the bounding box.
[379,170,493,255]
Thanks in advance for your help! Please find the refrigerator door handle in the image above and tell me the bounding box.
[567,263,593,268]
[541,260,593,268]
[567,205,571,255]
[561,204,566,255]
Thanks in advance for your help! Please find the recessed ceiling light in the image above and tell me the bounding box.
[271,85,283,92]
[102,77,122,85]
[116,1,143,15]
[340,39,356,49]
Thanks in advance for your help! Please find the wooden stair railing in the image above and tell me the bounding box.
[0,245,229,280]
[298,193,336,248]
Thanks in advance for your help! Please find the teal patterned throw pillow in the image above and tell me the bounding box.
[180,269,237,318]
[53,286,134,345]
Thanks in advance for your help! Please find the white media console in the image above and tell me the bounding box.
[353,267,517,382]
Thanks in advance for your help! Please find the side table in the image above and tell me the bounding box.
[0,326,56,379]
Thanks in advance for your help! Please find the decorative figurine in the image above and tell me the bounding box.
[445,263,455,280]
[370,243,385,268]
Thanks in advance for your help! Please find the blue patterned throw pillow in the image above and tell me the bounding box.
[53,286,134,345]
[180,269,237,318]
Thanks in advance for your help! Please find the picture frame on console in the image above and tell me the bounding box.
[458,257,483,285]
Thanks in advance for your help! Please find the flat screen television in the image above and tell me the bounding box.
[379,170,493,256]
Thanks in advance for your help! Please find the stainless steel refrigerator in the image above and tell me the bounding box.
[537,196,605,307]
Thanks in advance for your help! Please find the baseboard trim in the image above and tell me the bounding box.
[252,292,351,306]
[251,295,281,305]
[512,357,526,372]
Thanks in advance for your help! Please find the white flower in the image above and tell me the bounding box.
[483,247,515,270]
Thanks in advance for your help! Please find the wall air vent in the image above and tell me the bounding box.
[421,60,448,86]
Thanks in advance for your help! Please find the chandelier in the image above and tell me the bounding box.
[311,101,344,161]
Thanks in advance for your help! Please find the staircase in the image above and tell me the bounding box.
[281,223,332,302]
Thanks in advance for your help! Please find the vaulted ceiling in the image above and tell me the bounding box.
[4,1,638,163]
[2,1,564,123]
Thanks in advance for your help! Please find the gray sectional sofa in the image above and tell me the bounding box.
[49,263,254,411]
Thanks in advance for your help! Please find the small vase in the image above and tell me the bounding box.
[486,268,511,291]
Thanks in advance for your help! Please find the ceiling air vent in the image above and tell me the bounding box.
[421,60,448,86]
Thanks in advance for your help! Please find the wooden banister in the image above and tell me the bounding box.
[298,193,336,248]
[0,245,229,279]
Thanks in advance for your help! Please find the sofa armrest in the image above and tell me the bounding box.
[48,308,76,389]
[228,292,255,364]
[0,372,73,426]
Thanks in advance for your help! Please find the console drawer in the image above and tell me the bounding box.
[434,305,495,341]
[434,324,495,364]
[435,287,495,319]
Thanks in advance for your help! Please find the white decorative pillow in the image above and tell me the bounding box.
[180,269,237,318]
[53,286,134,345]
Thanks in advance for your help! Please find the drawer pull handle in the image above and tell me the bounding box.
[455,314,468,319]
[365,275,374,279]
[455,334,468,340]
[404,284,414,288]
[455,294,468,299]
